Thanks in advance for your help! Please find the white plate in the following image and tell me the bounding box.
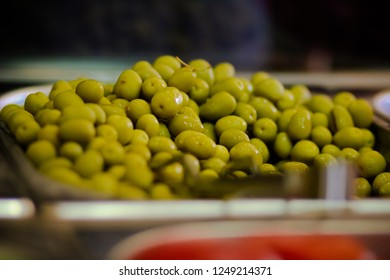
[0,84,52,110]
[372,89,390,122]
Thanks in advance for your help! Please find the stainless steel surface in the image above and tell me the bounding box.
[40,199,390,228]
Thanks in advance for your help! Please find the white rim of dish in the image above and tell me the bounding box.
[372,89,390,122]
[0,84,52,110]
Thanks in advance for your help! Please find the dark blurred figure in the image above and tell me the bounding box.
[1,0,389,71]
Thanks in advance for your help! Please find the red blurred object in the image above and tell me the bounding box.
[127,235,375,260]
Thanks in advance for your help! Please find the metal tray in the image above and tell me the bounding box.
[1,81,390,260]
[1,83,390,220]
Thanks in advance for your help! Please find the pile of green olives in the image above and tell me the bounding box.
[1,55,389,199]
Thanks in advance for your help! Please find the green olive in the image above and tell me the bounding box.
[106,115,134,145]
[116,183,149,199]
[86,136,108,151]
[213,144,230,162]
[213,62,235,83]
[168,114,204,137]
[26,140,57,167]
[89,173,119,196]
[158,122,171,138]
[53,89,84,111]
[305,94,334,115]
[286,108,312,141]
[99,104,126,117]
[50,80,71,91]
[37,124,60,147]
[126,98,152,123]
[59,119,96,144]
[153,64,175,82]
[99,140,125,165]
[211,77,246,101]
[76,79,105,103]
[215,115,247,136]
[252,117,278,143]
[149,151,174,169]
[6,109,34,133]
[43,166,82,186]
[234,102,257,125]
[141,77,167,101]
[249,96,280,122]
[125,143,152,161]
[219,128,250,150]
[189,58,215,86]
[59,141,84,161]
[150,87,184,119]
[202,122,217,142]
[39,157,73,173]
[113,69,142,101]
[157,162,185,185]
[273,132,293,159]
[125,163,154,189]
[189,77,210,104]
[136,113,160,138]
[290,84,311,106]
[111,98,129,109]
[153,55,181,71]
[128,129,149,145]
[175,130,216,160]
[58,104,96,124]
[14,118,41,146]
[168,67,197,93]
[107,164,127,180]
[85,103,107,125]
[132,60,153,71]
[253,77,285,102]
[150,183,176,200]
[250,71,270,85]
[230,142,261,162]
[201,157,226,174]
[135,66,162,81]
[0,104,22,121]
[96,124,118,141]
[250,138,270,163]
[147,136,177,154]
[74,149,104,178]
[24,91,50,115]
[199,91,237,121]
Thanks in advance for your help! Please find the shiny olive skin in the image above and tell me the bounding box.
[175,130,216,160]
[74,150,104,178]
[113,69,142,101]
[26,140,57,167]
[199,91,237,121]
[76,79,105,103]
[59,119,96,144]
[151,87,184,119]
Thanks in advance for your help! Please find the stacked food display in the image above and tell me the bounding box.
[0,55,389,259]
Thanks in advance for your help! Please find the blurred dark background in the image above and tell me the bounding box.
[1,0,389,85]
